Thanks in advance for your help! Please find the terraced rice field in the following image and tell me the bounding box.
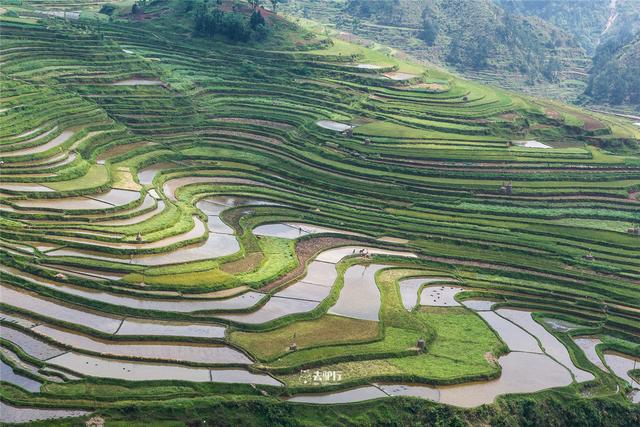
[0,1,639,425]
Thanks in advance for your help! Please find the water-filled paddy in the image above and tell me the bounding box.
[604,351,640,399]
[32,324,250,364]
[2,266,263,313]
[399,277,456,310]
[497,309,593,382]
[0,401,89,424]
[287,351,575,407]
[316,120,352,132]
[419,285,463,307]
[477,311,541,353]
[0,324,65,360]
[112,79,164,86]
[253,222,360,239]
[0,130,74,157]
[329,264,386,321]
[0,183,54,192]
[0,359,42,392]
[461,299,496,311]
[47,353,279,385]
[1,285,123,334]
[218,296,319,324]
[573,337,607,370]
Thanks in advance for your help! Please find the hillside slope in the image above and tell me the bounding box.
[282,0,640,110]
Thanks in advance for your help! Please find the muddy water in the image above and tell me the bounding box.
[497,309,593,382]
[96,199,163,226]
[288,352,573,408]
[46,228,240,265]
[2,266,264,313]
[461,300,495,311]
[0,312,39,329]
[15,195,113,210]
[329,264,386,321]
[288,386,386,404]
[574,337,607,370]
[206,215,234,234]
[137,162,176,185]
[0,130,74,157]
[15,188,140,211]
[355,64,383,69]
[383,72,418,81]
[438,352,572,407]
[112,79,163,86]
[0,183,54,192]
[31,325,250,364]
[116,319,225,338]
[0,324,65,360]
[316,120,352,132]
[253,223,361,239]
[56,215,206,250]
[0,359,42,392]
[400,278,458,310]
[477,311,541,353]
[377,383,440,400]
[163,177,262,201]
[1,285,123,334]
[315,246,416,263]
[398,278,425,310]
[209,369,282,386]
[0,401,89,424]
[218,296,319,324]
[47,352,212,382]
[420,285,463,307]
[47,352,280,386]
[275,281,333,302]
[302,261,338,287]
[604,351,640,390]
[134,231,240,265]
[543,318,580,332]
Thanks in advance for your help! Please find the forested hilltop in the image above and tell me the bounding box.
[281,0,640,112]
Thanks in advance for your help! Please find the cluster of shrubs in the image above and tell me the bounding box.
[194,4,268,42]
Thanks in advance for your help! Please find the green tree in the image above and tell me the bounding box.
[250,9,265,30]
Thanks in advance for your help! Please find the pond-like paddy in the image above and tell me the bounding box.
[0,401,89,425]
[497,309,593,382]
[32,324,250,364]
[2,266,263,314]
[329,264,386,321]
[218,296,319,324]
[253,222,360,239]
[111,79,164,86]
[461,299,496,311]
[14,188,140,211]
[0,359,42,392]
[573,337,607,370]
[1,285,123,334]
[1,130,74,157]
[316,120,353,132]
[477,311,541,353]
[0,183,54,192]
[512,140,552,149]
[1,324,65,360]
[287,350,574,408]
[116,319,225,338]
[47,352,279,386]
[399,277,455,310]
[419,285,463,307]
